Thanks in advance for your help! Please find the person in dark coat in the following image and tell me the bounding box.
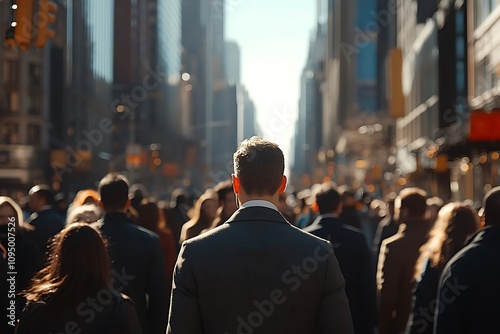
[372,195,398,263]
[434,186,500,333]
[377,188,433,334]
[25,185,65,255]
[93,173,169,334]
[0,197,42,334]
[167,137,354,334]
[407,202,479,334]
[304,182,377,334]
[163,188,190,244]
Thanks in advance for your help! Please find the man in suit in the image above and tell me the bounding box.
[94,173,169,334]
[168,136,353,334]
[26,185,65,255]
[304,183,377,334]
[377,188,432,334]
[434,186,500,333]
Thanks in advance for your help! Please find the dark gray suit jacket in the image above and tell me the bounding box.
[167,206,354,334]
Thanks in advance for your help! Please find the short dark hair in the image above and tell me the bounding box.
[483,186,500,226]
[98,173,129,211]
[214,180,234,203]
[233,137,284,196]
[314,182,342,215]
[29,184,54,205]
[398,187,427,217]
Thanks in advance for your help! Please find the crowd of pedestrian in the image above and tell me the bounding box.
[1,136,499,333]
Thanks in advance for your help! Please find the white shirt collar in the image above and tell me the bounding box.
[240,200,278,211]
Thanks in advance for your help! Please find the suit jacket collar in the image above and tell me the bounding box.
[226,206,290,226]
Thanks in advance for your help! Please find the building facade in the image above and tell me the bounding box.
[1,1,55,195]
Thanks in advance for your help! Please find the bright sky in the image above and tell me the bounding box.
[225,0,316,173]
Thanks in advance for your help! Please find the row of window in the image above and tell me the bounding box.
[4,91,42,114]
[1,123,41,146]
[3,61,42,86]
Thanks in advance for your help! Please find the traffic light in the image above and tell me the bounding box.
[35,0,57,48]
[4,0,35,51]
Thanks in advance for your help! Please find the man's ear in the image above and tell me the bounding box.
[98,199,104,209]
[232,175,240,194]
[278,175,287,194]
[125,198,131,209]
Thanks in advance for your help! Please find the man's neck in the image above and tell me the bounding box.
[238,193,279,208]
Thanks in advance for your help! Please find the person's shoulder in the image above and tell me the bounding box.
[21,301,47,316]
[289,223,335,247]
[182,223,231,246]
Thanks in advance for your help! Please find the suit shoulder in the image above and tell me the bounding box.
[130,224,160,240]
[342,224,366,238]
[292,224,334,246]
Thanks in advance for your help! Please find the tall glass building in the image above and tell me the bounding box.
[63,0,114,191]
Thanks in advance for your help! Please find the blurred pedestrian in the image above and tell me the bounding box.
[15,223,142,334]
[0,197,42,334]
[435,186,500,333]
[168,136,353,333]
[25,185,65,255]
[372,194,398,264]
[407,202,479,333]
[163,188,190,244]
[93,173,169,334]
[136,198,177,293]
[304,183,377,333]
[294,189,314,228]
[65,203,102,225]
[377,187,432,334]
[178,190,217,244]
[211,180,238,228]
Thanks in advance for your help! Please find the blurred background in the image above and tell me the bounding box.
[1,0,500,204]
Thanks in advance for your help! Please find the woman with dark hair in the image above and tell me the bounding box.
[407,202,480,334]
[179,191,217,244]
[0,197,42,334]
[15,223,142,334]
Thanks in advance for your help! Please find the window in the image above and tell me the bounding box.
[28,95,42,115]
[27,125,41,145]
[29,64,42,86]
[3,60,18,85]
[2,123,19,144]
[5,91,19,113]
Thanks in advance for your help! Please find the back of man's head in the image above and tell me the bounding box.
[314,182,342,215]
[397,187,427,218]
[483,186,500,226]
[233,137,284,196]
[98,173,130,212]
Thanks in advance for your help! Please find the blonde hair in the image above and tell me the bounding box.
[414,202,479,281]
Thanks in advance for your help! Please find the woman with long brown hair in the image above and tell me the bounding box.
[407,202,480,334]
[179,191,218,244]
[15,223,142,334]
